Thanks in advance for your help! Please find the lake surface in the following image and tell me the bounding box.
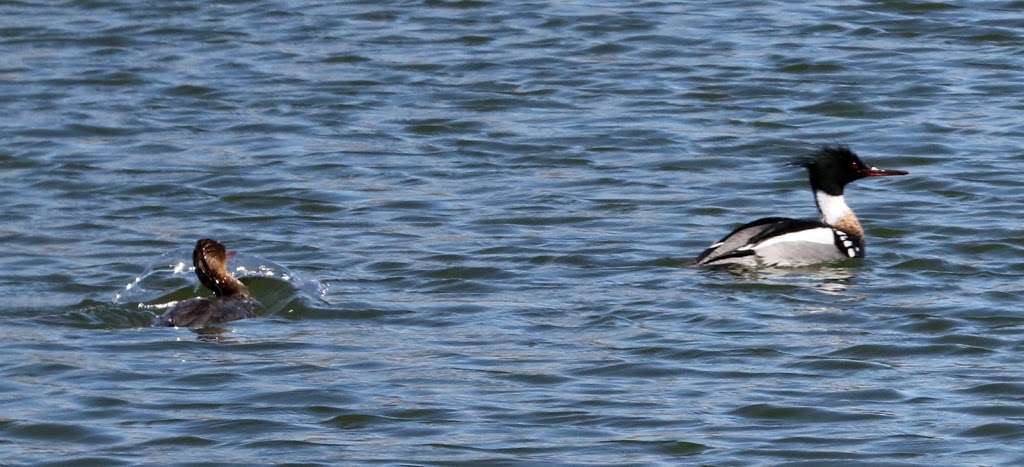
[2,1,1024,465]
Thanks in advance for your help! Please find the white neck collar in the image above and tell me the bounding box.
[815,191,852,225]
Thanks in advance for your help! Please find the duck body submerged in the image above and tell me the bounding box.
[154,238,260,327]
[695,146,906,268]
[154,295,259,328]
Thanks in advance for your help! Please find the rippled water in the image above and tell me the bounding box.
[3,1,1024,465]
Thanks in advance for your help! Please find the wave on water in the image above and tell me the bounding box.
[25,246,331,330]
[118,244,326,309]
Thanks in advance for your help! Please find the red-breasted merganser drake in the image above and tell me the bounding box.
[695,146,908,267]
[154,239,260,327]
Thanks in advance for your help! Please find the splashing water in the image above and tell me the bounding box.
[111,245,328,307]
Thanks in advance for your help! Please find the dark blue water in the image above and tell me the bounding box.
[2,1,1024,465]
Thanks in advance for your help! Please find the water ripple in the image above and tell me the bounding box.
[0,1,1023,465]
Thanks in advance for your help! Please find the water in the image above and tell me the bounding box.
[2,1,1023,464]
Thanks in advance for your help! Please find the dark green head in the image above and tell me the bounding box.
[800,146,907,195]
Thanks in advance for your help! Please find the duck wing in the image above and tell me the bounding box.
[695,217,834,266]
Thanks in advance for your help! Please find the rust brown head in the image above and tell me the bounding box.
[192,238,250,298]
